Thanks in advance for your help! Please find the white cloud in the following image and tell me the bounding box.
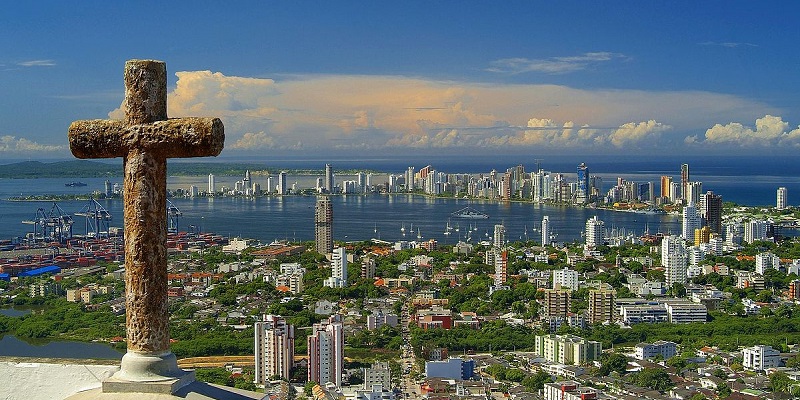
[486,52,627,74]
[18,60,56,67]
[104,70,776,152]
[702,115,800,146]
[0,136,64,152]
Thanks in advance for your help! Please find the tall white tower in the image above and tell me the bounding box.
[278,171,287,195]
[541,216,551,246]
[325,164,334,193]
[585,216,604,248]
[307,317,343,387]
[682,202,700,242]
[254,315,295,384]
[493,224,506,249]
[207,173,215,194]
[324,247,347,288]
[777,187,788,210]
[662,235,687,285]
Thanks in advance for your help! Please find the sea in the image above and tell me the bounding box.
[0,154,798,245]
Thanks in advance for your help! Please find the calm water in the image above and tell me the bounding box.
[0,155,799,244]
[0,335,122,359]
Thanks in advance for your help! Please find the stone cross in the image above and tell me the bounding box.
[68,60,223,392]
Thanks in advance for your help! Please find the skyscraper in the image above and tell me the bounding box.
[576,163,589,203]
[541,216,551,246]
[660,176,672,200]
[308,316,344,387]
[662,235,687,285]
[324,247,348,288]
[207,173,215,194]
[585,216,604,248]
[325,164,334,193]
[277,171,287,195]
[254,315,295,384]
[315,197,333,254]
[777,187,788,210]
[680,163,689,201]
[494,250,507,287]
[493,224,506,249]
[588,287,616,324]
[702,191,723,234]
[682,202,700,242]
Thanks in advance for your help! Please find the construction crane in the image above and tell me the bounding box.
[21,202,74,244]
[167,199,182,234]
[74,198,112,238]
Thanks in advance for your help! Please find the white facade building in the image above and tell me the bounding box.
[635,340,677,360]
[552,267,579,291]
[541,215,551,246]
[742,345,781,371]
[584,216,604,248]
[308,317,344,387]
[207,173,215,194]
[682,202,700,242]
[324,247,348,288]
[755,252,780,274]
[254,315,295,384]
[662,235,688,285]
[777,187,788,210]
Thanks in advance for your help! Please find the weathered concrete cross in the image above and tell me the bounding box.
[68,60,223,392]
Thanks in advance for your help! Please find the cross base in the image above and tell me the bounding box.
[101,351,194,393]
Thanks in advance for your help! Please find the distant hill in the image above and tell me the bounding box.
[0,160,322,178]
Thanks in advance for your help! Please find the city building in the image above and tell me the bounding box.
[584,216,604,249]
[777,187,788,210]
[681,163,690,201]
[308,316,344,387]
[701,191,723,234]
[363,362,391,390]
[254,315,295,385]
[552,267,579,291]
[277,171,287,195]
[664,301,707,323]
[543,382,598,400]
[634,341,677,360]
[315,196,333,254]
[660,176,673,200]
[541,215,551,246]
[744,219,769,243]
[682,202,700,242]
[207,173,215,194]
[324,247,348,288]
[534,334,602,365]
[742,345,781,371]
[588,287,615,324]
[542,289,571,318]
[361,257,376,279]
[662,235,688,285]
[325,164,334,193]
[493,224,505,248]
[576,163,589,203]
[755,252,780,274]
[424,358,475,380]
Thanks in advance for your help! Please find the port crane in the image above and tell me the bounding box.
[167,199,182,234]
[21,202,74,243]
[74,198,112,238]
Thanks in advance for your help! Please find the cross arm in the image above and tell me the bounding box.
[69,117,224,159]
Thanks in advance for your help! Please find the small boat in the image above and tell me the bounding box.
[65,182,87,187]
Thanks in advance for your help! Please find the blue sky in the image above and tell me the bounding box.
[2,1,799,158]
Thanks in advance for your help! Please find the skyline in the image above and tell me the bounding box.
[2,2,800,157]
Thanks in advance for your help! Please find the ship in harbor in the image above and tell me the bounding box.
[64,182,87,187]
[451,206,489,219]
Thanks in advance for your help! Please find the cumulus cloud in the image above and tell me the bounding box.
[18,60,56,67]
[701,115,800,146]
[487,52,627,74]
[102,69,776,152]
[0,136,65,152]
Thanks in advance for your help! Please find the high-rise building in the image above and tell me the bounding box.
[308,316,344,387]
[685,181,703,205]
[277,171,287,195]
[576,163,589,203]
[777,187,788,210]
[324,247,347,288]
[361,257,376,279]
[493,224,506,249]
[406,166,415,192]
[585,216,604,248]
[660,176,673,200]
[552,267,579,291]
[662,235,687,285]
[325,164,334,193]
[265,176,274,193]
[494,250,507,286]
[315,197,333,255]
[682,202,700,242]
[542,289,571,318]
[207,173,215,194]
[254,315,295,384]
[680,163,690,201]
[541,216,551,246]
[588,288,616,323]
[701,191,723,234]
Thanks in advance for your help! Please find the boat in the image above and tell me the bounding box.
[451,206,489,219]
[65,182,87,187]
